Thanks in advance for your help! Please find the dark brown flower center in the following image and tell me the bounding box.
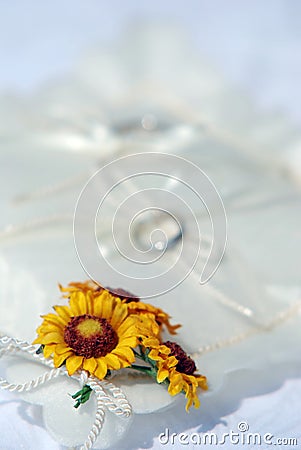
[164,341,196,375]
[64,314,118,358]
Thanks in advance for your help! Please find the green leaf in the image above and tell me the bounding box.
[36,345,44,355]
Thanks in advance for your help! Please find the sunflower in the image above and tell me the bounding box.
[147,341,208,411]
[59,280,102,297]
[59,281,181,337]
[126,301,181,336]
[33,290,155,379]
[59,280,137,300]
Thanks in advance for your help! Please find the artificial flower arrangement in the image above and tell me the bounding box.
[33,280,208,411]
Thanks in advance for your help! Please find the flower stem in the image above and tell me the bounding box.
[71,385,92,408]
[131,364,153,373]
[131,364,158,382]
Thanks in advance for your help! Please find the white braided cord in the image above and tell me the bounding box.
[0,335,132,450]
[79,387,105,450]
[87,377,131,418]
[192,299,301,358]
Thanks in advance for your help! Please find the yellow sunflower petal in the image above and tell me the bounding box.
[197,375,208,390]
[185,395,194,411]
[93,295,103,317]
[43,344,56,358]
[38,332,64,345]
[38,323,62,334]
[166,323,181,335]
[109,303,128,329]
[112,346,135,364]
[157,367,169,383]
[126,300,181,335]
[65,355,84,375]
[148,349,161,361]
[169,371,184,386]
[83,357,97,374]
[76,291,89,315]
[101,293,114,320]
[35,325,46,335]
[148,347,175,363]
[60,280,100,297]
[69,292,83,316]
[53,351,73,368]
[94,358,108,379]
[184,388,200,411]
[53,305,72,322]
[116,336,138,348]
[55,343,73,355]
[168,380,183,396]
[119,358,132,369]
[166,356,178,367]
[118,326,140,340]
[116,319,139,338]
[142,338,161,349]
[158,345,172,355]
[103,353,121,370]
[136,316,158,331]
[85,291,94,315]
[42,313,67,327]
[192,395,200,409]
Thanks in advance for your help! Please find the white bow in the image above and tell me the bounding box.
[0,335,131,450]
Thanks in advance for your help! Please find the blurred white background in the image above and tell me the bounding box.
[0,0,301,123]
